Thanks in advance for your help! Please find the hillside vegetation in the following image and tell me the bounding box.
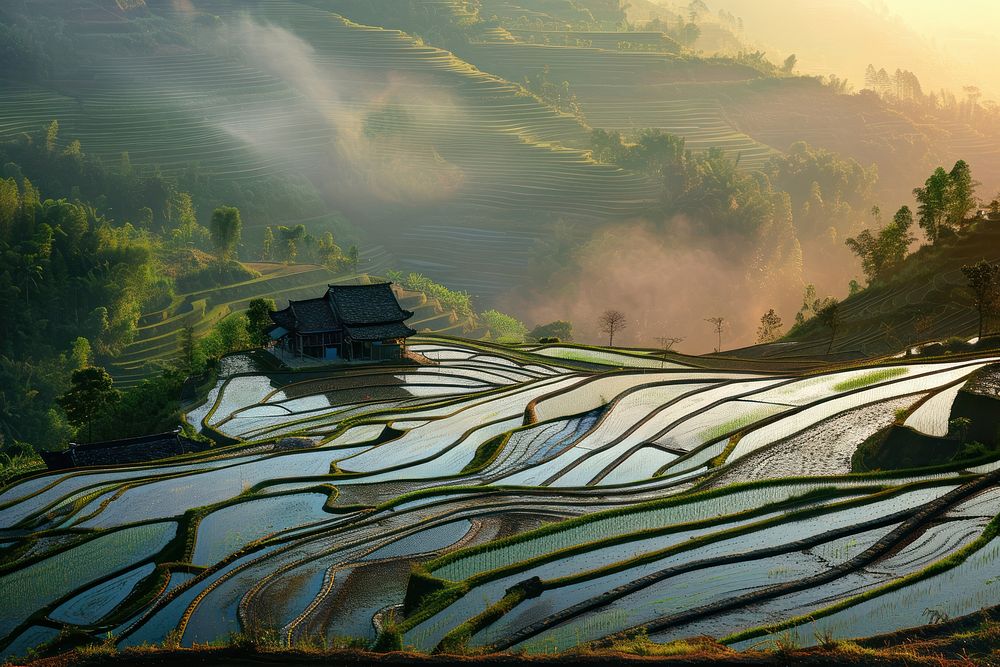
[774,220,1000,359]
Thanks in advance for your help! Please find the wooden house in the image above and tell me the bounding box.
[268,283,415,361]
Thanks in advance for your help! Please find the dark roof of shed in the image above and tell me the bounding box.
[42,430,210,470]
[328,283,413,326]
[289,297,340,333]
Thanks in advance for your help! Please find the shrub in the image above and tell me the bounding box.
[480,309,527,343]
[174,259,259,293]
[388,270,473,317]
[942,336,974,353]
[529,321,574,342]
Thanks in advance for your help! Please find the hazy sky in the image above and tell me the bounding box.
[697,0,1000,99]
[874,1,1000,97]
[879,0,1000,29]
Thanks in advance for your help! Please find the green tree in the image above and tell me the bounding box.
[946,160,977,229]
[285,238,297,264]
[246,297,276,347]
[845,205,914,283]
[199,314,252,361]
[756,309,784,344]
[70,337,93,370]
[529,321,574,342]
[137,206,153,230]
[209,206,242,261]
[177,324,199,375]
[796,284,818,326]
[480,309,528,343]
[884,205,916,264]
[782,54,797,74]
[45,120,59,153]
[62,139,84,166]
[262,227,274,261]
[348,244,359,272]
[217,314,251,354]
[168,193,209,249]
[913,167,950,243]
[316,232,343,269]
[57,366,120,442]
[961,260,1000,339]
[14,252,43,306]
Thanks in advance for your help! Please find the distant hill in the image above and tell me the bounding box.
[6,0,1000,345]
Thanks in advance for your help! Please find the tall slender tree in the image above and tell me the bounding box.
[209,206,242,261]
[261,226,274,261]
[705,317,726,353]
[246,298,276,347]
[816,299,841,354]
[913,167,950,243]
[961,260,1000,340]
[946,160,977,228]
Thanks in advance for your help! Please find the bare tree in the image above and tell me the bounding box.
[705,317,726,353]
[598,310,628,347]
[655,336,685,368]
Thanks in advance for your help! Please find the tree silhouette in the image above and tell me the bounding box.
[57,366,120,442]
[598,310,627,347]
[655,336,684,367]
[961,260,1000,340]
[209,206,242,261]
[246,297,277,347]
[177,324,198,375]
[756,309,783,344]
[348,244,360,272]
[705,317,726,352]
[816,299,841,354]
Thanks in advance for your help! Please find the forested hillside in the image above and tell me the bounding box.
[3,0,1000,461]
[4,0,1000,352]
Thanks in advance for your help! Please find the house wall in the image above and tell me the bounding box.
[279,334,405,362]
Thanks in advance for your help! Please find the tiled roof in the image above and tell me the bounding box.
[328,283,413,326]
[268,283,414,340]
[270,307,296,330]
[289,297,340,333]
[344,322,417,341]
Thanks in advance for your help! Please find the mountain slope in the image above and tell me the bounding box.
[749,222,1000,360]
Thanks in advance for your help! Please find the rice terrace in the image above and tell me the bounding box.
[8,1,1000,665]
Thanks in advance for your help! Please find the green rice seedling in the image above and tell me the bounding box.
[832,368,909,392]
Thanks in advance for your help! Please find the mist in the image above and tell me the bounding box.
[208,15,467,209]
[508,221,806,354]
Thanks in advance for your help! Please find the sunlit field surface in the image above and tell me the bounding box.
[3,338,999,659]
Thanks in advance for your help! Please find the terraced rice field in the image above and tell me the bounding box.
[3,336,1000,660]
